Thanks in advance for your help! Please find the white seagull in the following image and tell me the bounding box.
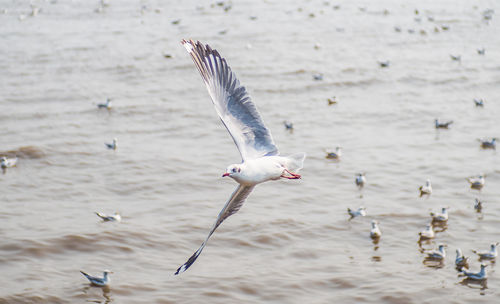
[80,270,112,287]
[97,98,112,109]
[419,179,432,197]
[430,207,448,222]
[467,175,485,189]
[326,147,342,160]
[1,156,18,173]
[478,138,496,149]
[105,138,117,150]
[355,173,366,188]
[419,224,435,240]
[370,220,381,239]
[472,243,498,260]
[435,119,453,129]
[95,212,121,222]
[347,206,366,219]
[426,244,446,260]
[175,40,306,275]
[461,264,487,280]
[455,249,469,269]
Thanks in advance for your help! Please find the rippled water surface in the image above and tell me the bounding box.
[1,0,500,303]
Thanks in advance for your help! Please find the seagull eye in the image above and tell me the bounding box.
[232,168,237,173]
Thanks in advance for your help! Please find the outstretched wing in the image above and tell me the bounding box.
[175,185,255,275]
[181,39,278,161]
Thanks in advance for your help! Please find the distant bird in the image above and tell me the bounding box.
[313,73,323,81]
[171,19,181,25]
[455,249,469,269]
[80,270,112,287]
[473,98,484,107]
[283,121,294,130]
[355,173,366,188]
[450,54,461,61]
[430,207,448,222]
[327,96,338,105]
[407,29,415,34]
[419,224,435,240]
[347,206,366,220]
[378,61,390,68]
[419,179,432,197]
[325,147,342,160]
[1,156,18,174]
[441,24,450,31]
[461,264,487,280]
[97,98,112,109]
[105,138,117,150]
[477,48,486,55]
[95,212,121,222]
[370,220,381,239]
[478,138,496,149]
[472,243,498,260]
[474,198,483,212]
[467,175,485,189]
[426,244,446,260]
[394,26,402,32]
[435,119,453,129]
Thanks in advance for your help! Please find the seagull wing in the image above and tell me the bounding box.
[181,39,278,161]
[175,185,255,275]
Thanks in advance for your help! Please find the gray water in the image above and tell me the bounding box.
[1,0,500,303]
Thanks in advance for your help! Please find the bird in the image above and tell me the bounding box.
[378,61,390,68]
[370,220,381,239]
[97,98,112,109]
[455,249,469,269]
[478,138,496,149]
[95,212,121,222]
[435,119,453,129]
[477,48,486,55]
[461,264,487,280]
[474,198,483,212]
[325,147,342,160]
[1,156,18,173]
[175,40,306,275]
[430,207,448,222]
[426,244,446,260]
[467,175,485,189]
[419,179,432,197]
[313,73,323,81]
[472,243,498,260]
[283,121,294,130]
[473,98,484,107]
[347,207,366,220]
[355,173,366,188]
[419,224,435,240]
[80,270,112,287]
[105,138,117,150]
[450,54,461,61]
[327,96,338,105]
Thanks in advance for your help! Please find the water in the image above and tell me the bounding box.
[1,0,499,303]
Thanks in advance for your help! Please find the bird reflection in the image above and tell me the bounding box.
[82,285,112,304]
[459,277,488,291]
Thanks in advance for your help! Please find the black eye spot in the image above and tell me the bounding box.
[232,168,237,173]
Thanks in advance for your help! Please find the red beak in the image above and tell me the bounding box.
[222,173,230,177]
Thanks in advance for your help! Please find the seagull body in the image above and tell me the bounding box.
[97,98,112,109]
[283,121,294,130]
[80,270,112,287]
[326,147,342,160]
[419,179,432,197]
[461,264,487,280]
[456,249,469,269]
[474,199,483,212]
[474,98,484,107]
[355,173,366,188]
[435,119,453,129]
[175,40,306,275]
[479,138,496,149]
[105,138,117,150]
[419,224,435,240]
[327,97,337,105]
[430,207,448,222]
[477,48,486,55]
[378,60,390,68]
[467,175,485,189]
[450,54,461,61]
[426,244,446,260]
[472,243,498,260]
[313,73,323,81]
[347,207,366,219]
[1,156,18,169]
[95,212,121,222]
[370,220,381,239]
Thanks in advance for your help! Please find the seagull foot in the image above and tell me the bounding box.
[281,169,301,179]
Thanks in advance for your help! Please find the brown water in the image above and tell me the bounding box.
[1,0,500,303]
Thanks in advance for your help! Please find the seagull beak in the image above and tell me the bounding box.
[222,173,230,177]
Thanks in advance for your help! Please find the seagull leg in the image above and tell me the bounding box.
[281,168,301,179]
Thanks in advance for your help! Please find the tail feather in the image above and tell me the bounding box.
[285,152,306,172]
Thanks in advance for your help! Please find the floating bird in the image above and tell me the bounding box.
[419,224,435,240]
[347,206,366,220]
[477,48,486,55]
[313,73,323,81]
[419,179,432,197]
[461,264,487,280]
[430,207,448,222]
[435,119,453,129]
[473,98,484,107]
[97,98,112,109]
[370,220,381,239]
[467,175,485,189]
[472,243,498,260]
[105,138,117,150]
[426,244,446,260]
[478,138,496,149]
[175,40,306,275]
[474,198,483,212]
[171,19,181,25]
[1,156,18,173]
[327,96,338,105]
[283,121,294,130]
[441,24,450,31]
[80,270,112,287]
[456,249,469,269]
[450,54,461,61]
[394,26,402,32]
[355,173,366,188]
[95,212,121,222]
[378,61,390,68]
[325,147,342,160]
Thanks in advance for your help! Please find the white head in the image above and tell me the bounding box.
[113,138,117,144]
[438,244,446,252]
[371,220,378,228]
[491,243,498,252]
[426,179,431,186]
[0,156,6,162]
[222,164,243,179]
[103,270,113,278]
[456,248,462,257]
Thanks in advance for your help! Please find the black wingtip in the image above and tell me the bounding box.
[174,247,204,275]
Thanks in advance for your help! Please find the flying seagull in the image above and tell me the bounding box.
[175,40,306,275]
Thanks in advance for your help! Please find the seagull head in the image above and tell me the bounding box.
[222,164,242,178]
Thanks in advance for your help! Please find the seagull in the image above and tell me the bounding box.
[327,96,338,105]
[97,98,112,109]
[105,138,117,150]
[472,243,498,260]
[456,249,469,269]
[474,198,483,212]
[461,264,487,280]
[283,121,294,130]
[477,48,486,55]
[426,244,446,260]
[419,224,435,240]
[347,206,366,220]
[378,61,390,68]
[419,179,432,197]
[430,207,448,222]
[435,119,453,129]
[355,173,366,188]
[175,40,306,275]
[1,156,18,173]
[80,270,112,287]
[473,98,484,107]
[467,175,485,189]
[370,220,381,239]
[325,147,342,160]
[478,138,496,149]
[450,54,461,61]
[313,73,323,81]
[95,212,121,222]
